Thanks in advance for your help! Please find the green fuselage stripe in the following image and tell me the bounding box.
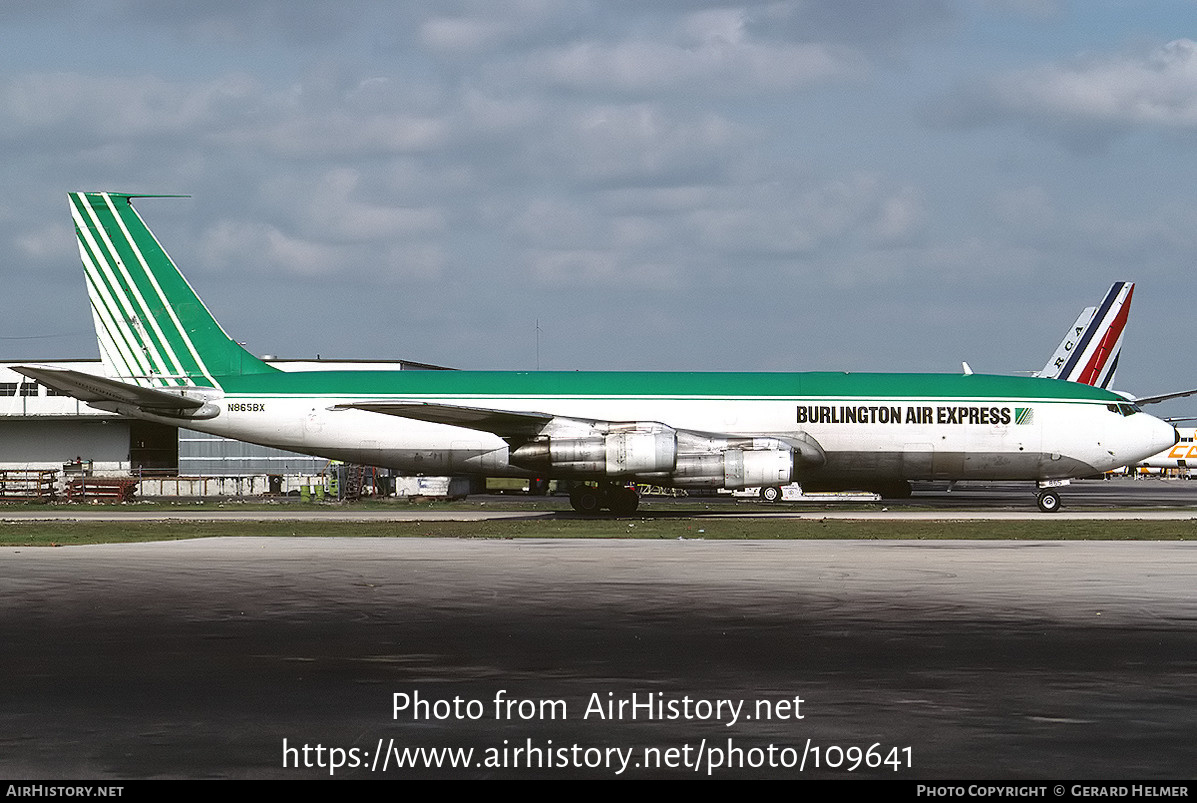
[214,370,1123,403]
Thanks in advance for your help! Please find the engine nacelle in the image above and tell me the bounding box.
[670,447,794,489]
[510,430,678,476]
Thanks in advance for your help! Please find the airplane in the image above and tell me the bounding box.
[1036,281,1132,388]
[14,192,1180,514]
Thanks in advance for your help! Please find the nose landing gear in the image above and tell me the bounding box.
[1036,488,1063,513]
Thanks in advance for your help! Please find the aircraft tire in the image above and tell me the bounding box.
[606,487,640,516]
[878,481,913,499]
[1036,490,1062,513]
[760,486,782,502]
[570,486,605,514]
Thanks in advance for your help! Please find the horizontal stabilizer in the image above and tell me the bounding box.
[336,400,555,440]
[13,365,211,414]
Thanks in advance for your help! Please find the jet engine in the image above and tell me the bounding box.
[509,427,677,475]
[508,424,824,489]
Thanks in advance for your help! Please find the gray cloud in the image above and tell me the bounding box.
[932,38,1197,149]
[484,28,867,96]
[743,0,955,47]
[113,0,364,46]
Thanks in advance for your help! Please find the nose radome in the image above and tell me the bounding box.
[1145,415,1179,456]
[1112,414,1178,469]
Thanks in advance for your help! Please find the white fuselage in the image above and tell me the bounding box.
[128,388,1176,487]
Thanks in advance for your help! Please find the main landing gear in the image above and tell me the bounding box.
[569,483,640,516]
[876,481,913,500]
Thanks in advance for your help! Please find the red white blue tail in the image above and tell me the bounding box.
[1038,282,1132,389]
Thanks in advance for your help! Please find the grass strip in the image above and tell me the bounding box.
[1,517,1193,546]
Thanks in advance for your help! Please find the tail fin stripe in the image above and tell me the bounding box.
[73,200,146,364]
[1058,282,1128,381]
[1097,352,1121,390]
[81,251,154,384]
[98,192,213,385]
[98,192,218,387]
[73,204,165,385]
[77,194,187,384]
[90,305,131,383]
[72,197,177,385]
[1087,328,1126,390]
[1076,288,1131,386]
[96,191,194,383]
[91,192,230,386]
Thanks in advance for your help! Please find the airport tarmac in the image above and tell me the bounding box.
[2,536,1194,779]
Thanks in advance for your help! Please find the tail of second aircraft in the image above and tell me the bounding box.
[1037,281,1132,389]
[70,191,277,388]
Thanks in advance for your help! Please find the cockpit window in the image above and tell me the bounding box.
[1106,403,1142,416]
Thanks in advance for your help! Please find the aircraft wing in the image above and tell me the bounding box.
[336,400,557,440]
[1128,388,1197,406]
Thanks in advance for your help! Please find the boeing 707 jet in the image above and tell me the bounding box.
[15,193,1179,513]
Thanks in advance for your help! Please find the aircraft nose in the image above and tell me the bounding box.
[1114,413,1180,469]
[1146,415,1180,456]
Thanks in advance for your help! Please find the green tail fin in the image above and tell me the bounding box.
[70,192,278,388]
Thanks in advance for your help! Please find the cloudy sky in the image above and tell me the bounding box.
[3,1,1195,413]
